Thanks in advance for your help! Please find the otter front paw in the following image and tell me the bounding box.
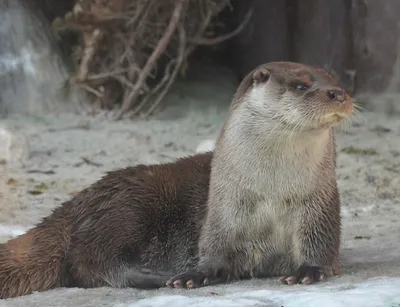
[166,271,210,289]
[279,265,326,285]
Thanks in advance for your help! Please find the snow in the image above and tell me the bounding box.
[1,275,400,306]
[0,224,28,238]
[127,278,400,307]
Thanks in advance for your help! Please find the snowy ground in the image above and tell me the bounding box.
[1,67,400,306]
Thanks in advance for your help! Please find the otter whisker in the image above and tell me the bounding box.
[352,99,366,112]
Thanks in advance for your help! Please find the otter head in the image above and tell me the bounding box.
[233,62,354,132]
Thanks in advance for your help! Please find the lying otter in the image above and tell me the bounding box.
[0,61,353,299]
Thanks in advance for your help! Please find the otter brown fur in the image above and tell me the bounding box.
[0,62,353,299]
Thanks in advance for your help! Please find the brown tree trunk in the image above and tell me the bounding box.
[226,0,291,80]
[351,0,400,94]
[289,0,354,92]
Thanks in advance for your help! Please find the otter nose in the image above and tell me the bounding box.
[327,89,345,102]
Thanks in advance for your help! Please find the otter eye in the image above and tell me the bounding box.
[295,84,309,91]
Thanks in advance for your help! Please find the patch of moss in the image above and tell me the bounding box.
[28,183,49,195]
[341,146,379,156]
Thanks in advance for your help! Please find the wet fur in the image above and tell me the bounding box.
[0,153,213,298]
[0,62,351,298]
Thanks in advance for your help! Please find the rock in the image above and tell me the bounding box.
[0,125,30,163]
[195,139,215,153]
[0,0,81,116]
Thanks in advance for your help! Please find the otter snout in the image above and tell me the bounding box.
[321,87,353,125]
[326,89,345,102]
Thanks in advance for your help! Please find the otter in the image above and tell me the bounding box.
[0,62,353,299]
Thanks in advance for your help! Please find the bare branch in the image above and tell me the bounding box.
[115,0,186,119]
[188,9,253,46]
[60,0,249,118]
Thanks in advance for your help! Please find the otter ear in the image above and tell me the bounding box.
[253,68,270,84]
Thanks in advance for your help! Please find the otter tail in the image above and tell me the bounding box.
[0,218,70,299]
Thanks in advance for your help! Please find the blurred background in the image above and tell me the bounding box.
[1,0,399,117]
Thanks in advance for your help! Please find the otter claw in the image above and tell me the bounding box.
[279,265,326,286]
[186,280,194,288]
[167,271,208,289]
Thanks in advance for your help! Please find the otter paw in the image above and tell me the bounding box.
[278,265,326,285]
[166,271,209,289]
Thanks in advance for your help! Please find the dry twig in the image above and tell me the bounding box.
[115,0,186,119]
[58,0,249,118]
